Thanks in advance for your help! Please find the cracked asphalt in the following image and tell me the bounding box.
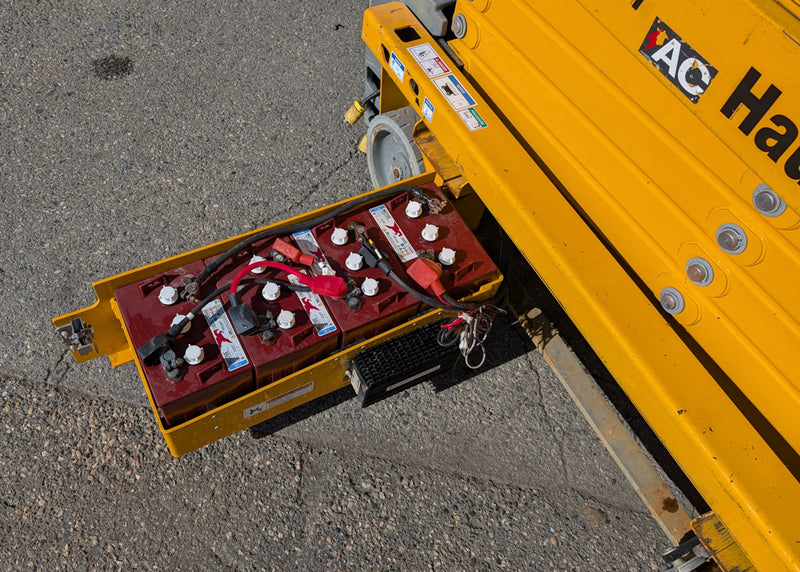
[1,0,689,569]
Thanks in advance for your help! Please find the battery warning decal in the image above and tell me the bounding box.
[292,230,333,276]
[370,204,419,262]
[407,43,450,78]
[202,299,249,371]
[289,274,337,336]
[243,381,314,419]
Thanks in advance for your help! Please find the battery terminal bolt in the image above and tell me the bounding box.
[422,224,439,242]
[331,227,349,246]
[158,285,179,306]
[277,309,296,329]
[184,345,205,366]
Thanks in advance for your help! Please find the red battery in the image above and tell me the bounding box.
[296,184,498,347]
[114,261,255,427]
[210,238,340,388]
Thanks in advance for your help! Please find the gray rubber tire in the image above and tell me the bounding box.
[366,106,425,189]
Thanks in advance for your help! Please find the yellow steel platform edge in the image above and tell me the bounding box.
[362,4,799,570]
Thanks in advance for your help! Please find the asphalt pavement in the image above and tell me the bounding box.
[2,1,687,569]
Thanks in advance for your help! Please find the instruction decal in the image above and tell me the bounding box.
[201,299,249,371]
[422,97,435,122]
[407,43,450,78]
[370,204,418,262]
[390,51,406,82]
[433,75,476,111]
[289,274,337,336]
[292,229,333,276]
[458,108,487,131]
[243,381,314,419]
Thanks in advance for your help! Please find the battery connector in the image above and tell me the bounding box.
[272,237,316,267]
[228,292,262,336]
[407,257,445,296]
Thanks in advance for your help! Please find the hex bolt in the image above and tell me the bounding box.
[716,223,747,255]
[452,13,467,38]
[249,255,267,274]
[659,287,685,315]
[685,257,714,287]
[752,183,787,217]
[158,285,179,306]
[331,227,348,246]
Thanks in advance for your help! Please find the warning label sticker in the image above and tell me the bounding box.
[243,381,314,419]
[292,230,333,276]
[289,274,337,336]
[369,204,418,262]
[389,51,405,82]
[201,299,249,371]
[407,43,450,78]
[458,108,487,131]
[422,97,435,122]
[433,75,476,111]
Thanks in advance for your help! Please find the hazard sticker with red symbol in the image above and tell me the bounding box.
[202,299,250,371]
[288,274,338,336]
[369,204,418,262]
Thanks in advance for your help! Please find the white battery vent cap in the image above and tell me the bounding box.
[438,247,456,266]
[331,227,348,246]
[249,255,267,274]
[422,224,439,242]
[158,286,179,306]
[171,314,191,334]
[362,277,379,297]
[405,200,423,218]
[277,309,296,329]
[184,345,204,366]
[346,252,364,271]
[261,282,281,301]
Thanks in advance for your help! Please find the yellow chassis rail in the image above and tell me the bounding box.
[53,173,502,456]
[362,3,799,570]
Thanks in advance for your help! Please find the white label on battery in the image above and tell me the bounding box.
[458,107,488,131]
[369,204,418,262]
[407,43,450,78]
[201,299,249,371]
[389,51,405,82]
[422,97,435,122]
[288,274,338,336]
[243,381,314,419]
[433,75,476,111]
[292,229,331,276]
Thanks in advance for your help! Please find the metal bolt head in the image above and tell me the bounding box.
[685,257,714,287]
[752,183,786,217]
[716,223,747,255]
[659,287,685,315]
[452,13,467,38]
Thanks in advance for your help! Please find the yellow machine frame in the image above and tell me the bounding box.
[361,2,799,570]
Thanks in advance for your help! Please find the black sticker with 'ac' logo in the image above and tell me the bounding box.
[639,18,717,104]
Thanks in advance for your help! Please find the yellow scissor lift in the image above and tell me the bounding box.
[356,1,800,570]
[53,1,800,569]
